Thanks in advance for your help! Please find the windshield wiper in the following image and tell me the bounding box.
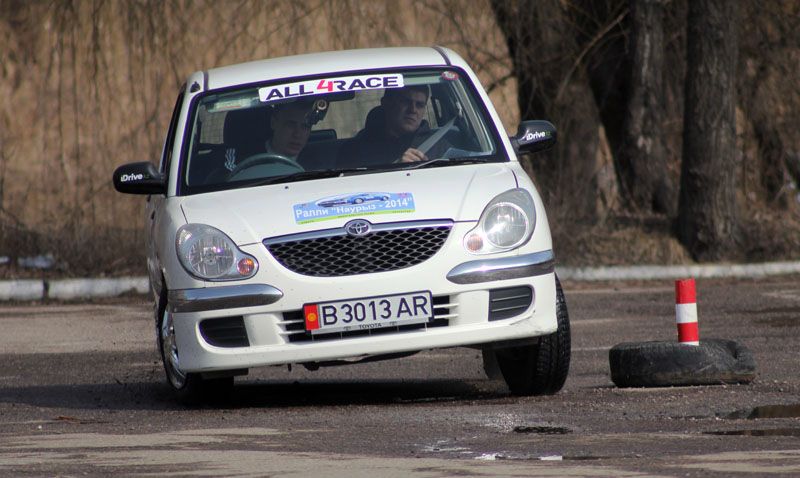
[249,168,370,186]
[401,157,498,170]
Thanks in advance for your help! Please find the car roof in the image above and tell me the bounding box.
[202,47,457,91]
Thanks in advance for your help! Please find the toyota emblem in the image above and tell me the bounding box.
[344,219,371,237]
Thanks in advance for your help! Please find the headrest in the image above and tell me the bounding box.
[363,105,385,133]
[223,107,270,150]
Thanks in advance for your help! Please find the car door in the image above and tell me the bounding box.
[147,85,185,296]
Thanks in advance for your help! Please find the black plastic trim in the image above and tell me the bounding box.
[489,285,533,321]
[199,316,250,347]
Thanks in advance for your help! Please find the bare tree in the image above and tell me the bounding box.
[677,0,739,260]
[738,1,800,211]
[491,0,620,220]
[619,0,675,214]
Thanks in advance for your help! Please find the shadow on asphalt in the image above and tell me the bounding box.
[0,378,512,412]
[1,348,509,411]
[225,378,510,408]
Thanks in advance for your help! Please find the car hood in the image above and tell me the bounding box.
[179,164,517,245]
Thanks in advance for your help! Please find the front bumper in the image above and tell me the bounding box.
[168,248,558,373]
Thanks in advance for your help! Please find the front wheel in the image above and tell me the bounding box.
[492,275,571,395]
[157,299,233,404]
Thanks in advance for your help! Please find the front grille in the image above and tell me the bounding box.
[278,295,456,343]
[264,220,452,277]
[199,316,250,347]
[489,286,533,321]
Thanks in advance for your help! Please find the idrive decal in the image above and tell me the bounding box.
[293,192,415,224]
[259,74,404,104]
[120,173,144,182]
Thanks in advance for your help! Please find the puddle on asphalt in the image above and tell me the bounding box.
[512,426,572,435]
[724,404,800,420]
[704,428,800,437]
[474,453,605,461]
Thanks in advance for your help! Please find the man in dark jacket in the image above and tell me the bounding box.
[337,85,449,168]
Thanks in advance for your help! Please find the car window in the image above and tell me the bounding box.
[181,69,501,194]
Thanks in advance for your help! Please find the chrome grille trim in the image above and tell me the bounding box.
[263,219,454,245]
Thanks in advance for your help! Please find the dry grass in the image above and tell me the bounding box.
[552,216,691,267]
[553,207,800,268]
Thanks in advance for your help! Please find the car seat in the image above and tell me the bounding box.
[190,107,271,185]
[222,107,271,164]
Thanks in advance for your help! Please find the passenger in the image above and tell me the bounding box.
[337,85,448,168]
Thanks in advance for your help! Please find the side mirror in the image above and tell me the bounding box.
[510,120,557,154]
[113,162,166,195]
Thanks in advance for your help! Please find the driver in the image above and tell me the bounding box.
[267,100,314,160]
[224,100,318,181]
[337,85,448,168]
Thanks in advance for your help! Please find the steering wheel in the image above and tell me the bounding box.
[227,152,304,181]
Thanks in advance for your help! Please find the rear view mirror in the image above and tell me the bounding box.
[113,161,165,195]
[510,120,557,154]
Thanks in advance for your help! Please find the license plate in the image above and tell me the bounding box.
[303,291,433,335]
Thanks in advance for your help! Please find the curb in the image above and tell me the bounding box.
[0,277,148,301]
[557,261,800,281]
[0,280,46,301]
[47,277,150,300]
[1,260,799,301]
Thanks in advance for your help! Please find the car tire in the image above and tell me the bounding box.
[494,275,571,396]
[353,198,364,204]
[609,338,756,388]
[157,292,233,405]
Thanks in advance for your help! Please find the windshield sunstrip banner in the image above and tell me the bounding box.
[293,192,415,224]
[259,74,404,103]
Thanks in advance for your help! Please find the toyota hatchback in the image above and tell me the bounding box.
[113,47,570,402]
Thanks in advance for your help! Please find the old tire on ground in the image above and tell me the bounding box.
[609,338,756,388]
[494,276,571,396]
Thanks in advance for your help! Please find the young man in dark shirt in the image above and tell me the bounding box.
[337,85,449,168]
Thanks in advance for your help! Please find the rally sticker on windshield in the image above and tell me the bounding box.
[293,192,415,224]
[259,74,404,104]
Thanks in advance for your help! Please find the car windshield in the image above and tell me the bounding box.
[182,68,501,193]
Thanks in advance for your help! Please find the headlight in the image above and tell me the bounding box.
[176,224,258,280]
[464,189,536,254]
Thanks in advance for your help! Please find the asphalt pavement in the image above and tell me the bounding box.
[1,276,799,476]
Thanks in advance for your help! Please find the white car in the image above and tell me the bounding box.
[113,47,570,402]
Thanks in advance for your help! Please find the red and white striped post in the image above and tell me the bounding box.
[675,278,700,346]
